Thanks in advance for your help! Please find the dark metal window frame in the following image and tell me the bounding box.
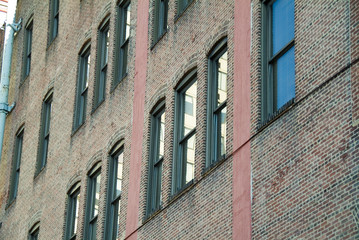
[35,92,53,176]
[73,43,91,131]
[8,128,24,204]
[94,18,110,109]
[104,144,124,240]
[261,0,295,121]
[49,0,59,43]
[172,69,197,195]
[23,19,33,80]
[146,101,165,217]
[113,0,131,88]
[84,164,101,240]
[64,183,80,240]
[152,0,168,44]
[206,38,227,168]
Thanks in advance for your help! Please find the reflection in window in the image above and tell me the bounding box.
[23,19,33,80]
[153,0,168,43]
[65,185,80,240]
[173,70,197,193]
[146,104,165,216]
[105,147,124,240]
[207,39,227,167]
[8,129,23,204]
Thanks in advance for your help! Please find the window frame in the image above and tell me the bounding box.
[94,19,110,109]
[177,0,193,16]
[172,69,197,195]
[64,183,80,240]
[84,164,101,240]
[28,222,40,240]
[146,102,165,217]
[206,38,228,168]
[104,145,124,240]
[49,0,59,43]
[152,0,168,44]
[261,0,295,122]
[23,19,33,80]
[8,128,24,204]
[35,92,53,176]
[113,0,131,88]
[73,43,91,131]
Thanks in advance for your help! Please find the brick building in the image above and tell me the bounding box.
[0,0,358,239]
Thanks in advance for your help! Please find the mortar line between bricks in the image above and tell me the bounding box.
[124,57,359,239]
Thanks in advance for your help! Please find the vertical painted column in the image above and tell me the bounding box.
[232,0,252,239]
[125,0,150,239]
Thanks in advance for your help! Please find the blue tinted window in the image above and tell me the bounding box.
[272,0,294,55]
[276,46,295,108]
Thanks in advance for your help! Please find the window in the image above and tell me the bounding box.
[73,44,90,130]
[146,103,165,216]
[207,39,227,167]
[153,0,168,43]
[8,129,24,203]
[262,0,295,120]
[94,20,109,107]
[114,1,131,86]
[36,92,52,175]
[64,183,80,240]
[84,165,101,240]
[177,0,193,15]
[173,70,197,193]
[28,222,40,240]
[104,146,124,240]
[23,19,33,80]
[49,0,59,43]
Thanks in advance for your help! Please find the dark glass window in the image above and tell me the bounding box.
[104,146,124,240]
[74,45,90,130]
[207,39,227,167]
[49,0,59,42]
[177,0,192,15]
[28,222,40,240]
[262,0,295,120]
[36,92,52,175]
[23,19,33,79]
[84,165,101,240]
[8,129,24,203]
[114,1,131,86]
[64,184,80,240]
[173,70,197,193]
[153,0,168,43]
[94,20,109,107]
[146,103,165,216]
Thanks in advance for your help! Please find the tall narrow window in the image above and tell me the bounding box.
[36,92,52,175]
[64,184,80,240]
[173,70,197,194]
[49,0,59,42]
[177,0,192,15]
[207,39,227,167]
[23,19,33,80]
[94,20,109,107]
[8,128,24,203]
[153,0,168,43]
[28,222,40,240]
[262,0,295,120]
[104,146,124,240]
[84,165,101,240]
[114,1,131,86]
[146,103,165,216]
[74,45,90,130]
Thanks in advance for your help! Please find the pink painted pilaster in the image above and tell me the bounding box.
[232,0,252,239]
[125,0,150,239]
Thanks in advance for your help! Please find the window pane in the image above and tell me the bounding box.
[183,82,197,135]
[125,4,131,40]
[74,193,80,235]
[116,152,123,196]
[86,55,90,88]
[272,0,294,55]
[217,51,227,106]
[159,112,165,158]
[276,46,295,109]
[104,30,109,65]
[185,134,195,183]
[93,174,101,216]
[219,107,226,157]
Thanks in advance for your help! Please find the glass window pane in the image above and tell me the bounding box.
[93,174,101,216]
[116,152,123,196]
[276,46,295,109]
[183,82,197,135]
[185,134,195,183]
[217,51,227,105]
[159,112,165,158]
[220,107,226,157]
[125,4,131,40]
[272,0,294,55]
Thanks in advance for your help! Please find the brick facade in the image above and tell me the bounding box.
[0,0,357,239]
